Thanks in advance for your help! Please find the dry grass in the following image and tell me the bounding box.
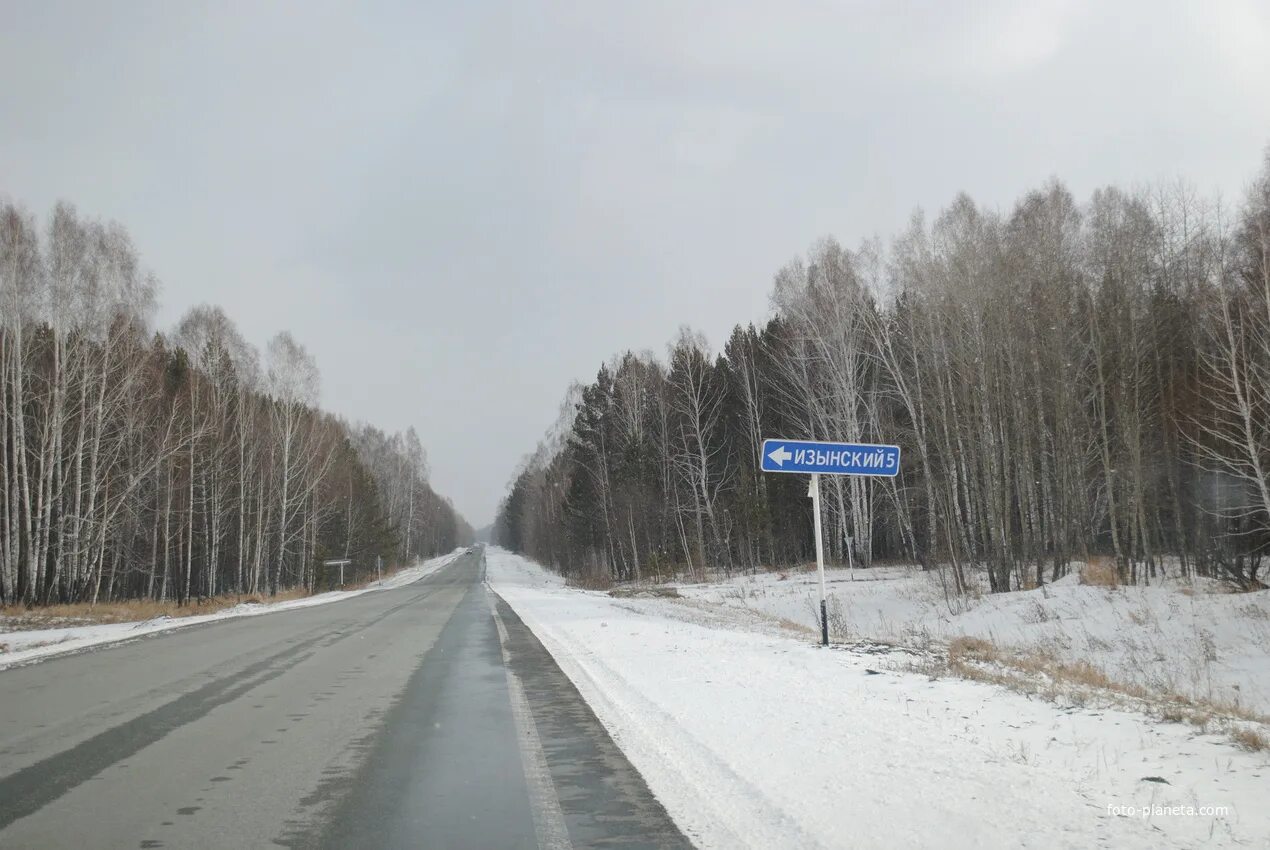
[932,632,1270,752]
[775,616,815,635]
[0,588,310,630]
[947,637,1118,692]
[565,572,615,591]
[609,586,682,599]
[1159,705,1215,729]
[1079,556,1120,588]
[948,635,997,664]
[1231,726,1269,752]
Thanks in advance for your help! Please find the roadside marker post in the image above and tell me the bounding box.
[760,438,901,647]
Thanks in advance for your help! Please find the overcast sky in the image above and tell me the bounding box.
[3,1,1269,527]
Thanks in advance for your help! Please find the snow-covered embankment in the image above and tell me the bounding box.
[486,547,1270,850]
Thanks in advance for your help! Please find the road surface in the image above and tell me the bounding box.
[0,548,688,849]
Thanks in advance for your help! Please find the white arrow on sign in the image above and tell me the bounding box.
[767,445,792,467]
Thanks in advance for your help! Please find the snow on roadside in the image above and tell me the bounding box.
[676,565,1270,715]
[486,547,1270,850]
[0,548,466,670]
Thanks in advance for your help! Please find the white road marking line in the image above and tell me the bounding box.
[489,592,573,850]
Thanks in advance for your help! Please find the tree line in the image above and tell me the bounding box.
[1,199,471,606]
[495,151,1270,593]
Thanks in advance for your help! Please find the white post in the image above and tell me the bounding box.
[810,473,828,646]
[376,555,382,584]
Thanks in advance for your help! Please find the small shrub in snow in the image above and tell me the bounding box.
[1124,607,1143,626]
[1023,599,1055,624]
[826,596,850,641]
[1239,602,1269,620]
[1085,633,1113,652]
[1196,628,1219,663]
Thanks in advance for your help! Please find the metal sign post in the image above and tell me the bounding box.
[761,438,901,646]
[809,473,828,646]
[323,558,353,588]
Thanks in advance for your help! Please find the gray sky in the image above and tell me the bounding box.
[3,1,1269,527]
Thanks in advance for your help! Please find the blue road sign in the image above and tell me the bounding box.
[760,438,901,477]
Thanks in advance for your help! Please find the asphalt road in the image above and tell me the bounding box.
[0,548,689,849]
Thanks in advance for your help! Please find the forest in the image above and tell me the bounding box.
[496,153,1270,594]
[1,200,471,606]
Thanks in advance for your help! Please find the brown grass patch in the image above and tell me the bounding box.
[1051,659,1117,689]
[1159,706,1213,729]
[1079,556,1120,588]
[935,633,1270,752]
[948,635,997,664]
[948,640,1116,692]
[565,571,615,591]
[1232,726,1269,752]
[0,588,310,630]
[609,586,682,599]
[775,616,815,635]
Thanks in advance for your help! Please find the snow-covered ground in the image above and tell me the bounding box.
[674,564,1270,716]
[486,547,1270,850]
[0,548,465,670]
